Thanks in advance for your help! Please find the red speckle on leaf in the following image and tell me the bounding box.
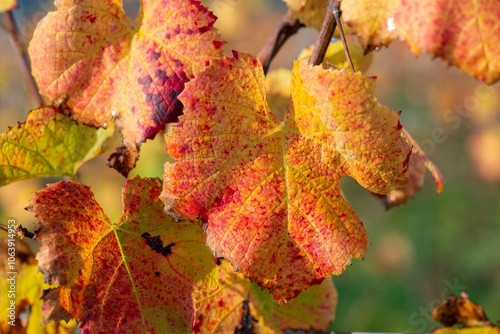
[150,50,161,60]
[177,144,188,154]
[163,52,410,302]
[213,40,224,49]
[28,0,225,176]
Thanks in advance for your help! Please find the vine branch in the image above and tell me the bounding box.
[0,223,36,239]
[257,10,303,74]
[309,0,340,66]
[1,10,43,106]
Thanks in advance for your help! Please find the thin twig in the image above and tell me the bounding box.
[0,223,36,239]
[0,224,8,233]
[16,224,36,239]
[332,6,355,72]
[2,10,43,106]
[257,10,303,74]
[309,0,340,66]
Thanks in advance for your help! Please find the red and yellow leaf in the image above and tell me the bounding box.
[28,0,224,176]
[282,0,328,31]
[341,0,500,83]
[0,0,17,12]
[0,106,113,187]
[397,0,500,83]
[193,260,337,333]
[29,176,217,333]
[341,0,400,51]
[161,52,410,303]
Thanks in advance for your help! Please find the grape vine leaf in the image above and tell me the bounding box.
[374,128,444,209]
[192,259,337,333]
[28,0,225,176]
[0,106,113,187]
[341,0,500,83]
[431,292,500,334]
[0,0,17,12]
[398,0,500,84]
[282,0,350,37]
[161,52,411,302]
[340,0,399,52]
[282,0,327,31]
[29,176,218,333]
[0,238,76,333]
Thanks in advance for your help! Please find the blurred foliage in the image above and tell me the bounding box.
[0,0,498,333]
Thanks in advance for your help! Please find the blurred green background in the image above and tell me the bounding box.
[0,0,499,333]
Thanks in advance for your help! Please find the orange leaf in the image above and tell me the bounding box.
[341,0,500,83]
[29,176,217,333]
[28,0,224,176]
[193,260,337,333]
[283,0,328,31]
[397,0,500,83]
[431,292,500,334]
[341,0,400,52]
[161,52,410,303]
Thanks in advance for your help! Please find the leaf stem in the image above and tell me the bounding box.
[332,5,356,72]
[309,0,340,66]
[0,223,36,239]
[1,10,43,106]
[257,10,303,74]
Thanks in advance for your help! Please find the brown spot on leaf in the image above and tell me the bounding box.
[141,232,175,257]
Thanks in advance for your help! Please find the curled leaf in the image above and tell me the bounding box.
[432,292,500,334]
[374,127,444,209]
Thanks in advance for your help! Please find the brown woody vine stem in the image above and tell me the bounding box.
[332,5,356,72]
[1,10,43,106]
[0,223,36,239]
[309,0,340,66]
[257,10,303,74]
